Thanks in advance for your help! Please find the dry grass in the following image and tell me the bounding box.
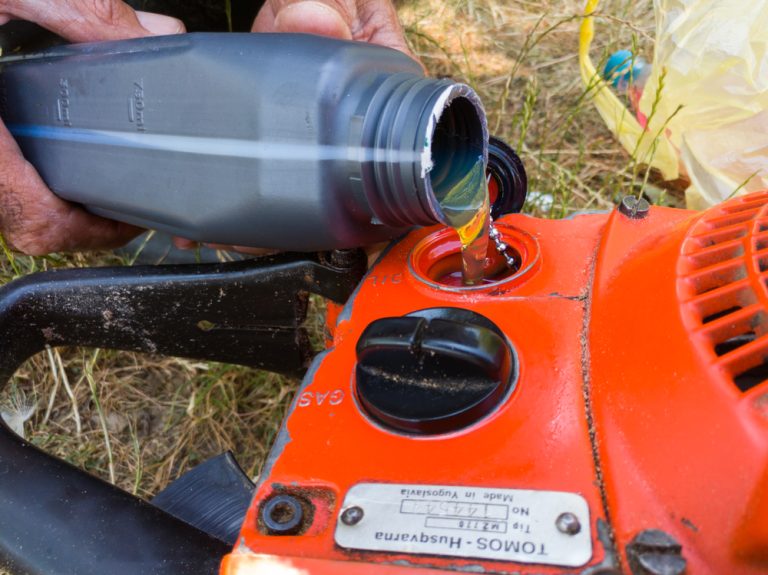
[397,0,664,217]
[0,0,668,537]
[13,351,295,494]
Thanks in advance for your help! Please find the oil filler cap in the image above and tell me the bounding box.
[355,308,514,435]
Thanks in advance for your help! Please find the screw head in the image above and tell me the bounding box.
[329,249,358,268]
[555,512,582,535]
[340,506,365,526]
[261,494,304,535]
[627,529,686,575]
[618,196,650,219]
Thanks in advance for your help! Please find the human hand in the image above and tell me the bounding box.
[0,0,184,255]
[174,0,419,258]
[173,0,418,255]
[177,0,415,258]
[252,0,417,61]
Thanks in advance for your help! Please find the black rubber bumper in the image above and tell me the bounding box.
[0,421,230,575]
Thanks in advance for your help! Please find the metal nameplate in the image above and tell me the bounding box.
[335,483,592,567]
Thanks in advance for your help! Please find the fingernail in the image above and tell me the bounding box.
[136,11,186,36]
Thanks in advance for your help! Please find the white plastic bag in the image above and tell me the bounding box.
[581,0,768,209]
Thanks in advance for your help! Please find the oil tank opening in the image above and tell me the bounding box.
[409,224,540,292]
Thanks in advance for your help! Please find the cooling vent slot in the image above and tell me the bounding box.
[702,306,742,324]
[678,192,768,394]
[714,333,756,357]
[734,363,768,393]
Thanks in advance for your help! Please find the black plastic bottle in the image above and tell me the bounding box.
[0,33,488,250]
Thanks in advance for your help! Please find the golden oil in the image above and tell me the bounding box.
[436,156,490,285]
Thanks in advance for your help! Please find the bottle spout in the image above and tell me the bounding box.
[365,78,488,229]
[421,84,489,225]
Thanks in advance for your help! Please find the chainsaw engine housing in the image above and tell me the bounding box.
[0,192,766,575]
[224,192,768,574]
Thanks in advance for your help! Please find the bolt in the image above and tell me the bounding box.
[261,494,304,535]
[627,529,686,575]
[618,196,650,219]
[329,248,361,269]
[340,506,364,526]
[555,512,581,535]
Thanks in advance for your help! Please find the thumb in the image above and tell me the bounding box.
[253,1,353,40]
[9,0,184,43]
[252,0,416,60]
[274,2,352,39]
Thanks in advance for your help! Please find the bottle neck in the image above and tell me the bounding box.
[361,76,488,228]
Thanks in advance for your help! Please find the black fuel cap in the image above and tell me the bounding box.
[355,308,515,435]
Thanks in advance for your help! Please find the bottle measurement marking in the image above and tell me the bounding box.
[56,78,72,127]
[128,79,146,132]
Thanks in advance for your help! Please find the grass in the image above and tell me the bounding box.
[0,0,673,552]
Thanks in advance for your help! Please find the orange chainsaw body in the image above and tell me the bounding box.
[223,192,768,575]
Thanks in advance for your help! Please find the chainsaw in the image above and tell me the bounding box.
[0,32,765,575]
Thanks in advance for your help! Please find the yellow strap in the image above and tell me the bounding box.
[578,0,679,180]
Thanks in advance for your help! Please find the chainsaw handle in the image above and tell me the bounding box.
[0,251,366,574]
[0,250,366,382]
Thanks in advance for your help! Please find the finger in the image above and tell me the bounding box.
[253,0,415,59]
[251,1,276,33]
[253,0,352,38]
[172,237,198,250]
[173,236,278,256]
[8,0,184,43]
[204,243,278,256]
[276,1,352,39]
[351,0,414,57]
[0,122,139,255]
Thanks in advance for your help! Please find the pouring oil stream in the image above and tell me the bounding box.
[436,156,490,286]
